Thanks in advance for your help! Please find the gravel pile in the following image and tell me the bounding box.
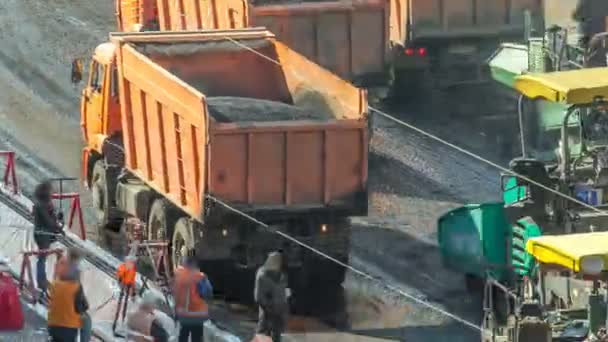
[206,96,333,122]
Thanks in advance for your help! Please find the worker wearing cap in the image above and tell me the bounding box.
[173,255,213,342]
[47,261,89,342]
[126,291,169,342]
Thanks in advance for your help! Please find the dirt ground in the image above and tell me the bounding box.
[0,0,515,340]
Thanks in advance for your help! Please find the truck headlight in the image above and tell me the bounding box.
[321,224,328,233]
[581,255,605,275]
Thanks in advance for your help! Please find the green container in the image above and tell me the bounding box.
[438,203,510,282]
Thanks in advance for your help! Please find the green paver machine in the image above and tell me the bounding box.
[438,68,608,341]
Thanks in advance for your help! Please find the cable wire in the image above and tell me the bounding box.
[223,34,608,217]
[205,194,483,332]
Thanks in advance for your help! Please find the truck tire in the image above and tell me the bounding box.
[147,198,179,242]
[171,217,195,268]
[91,159,122,228]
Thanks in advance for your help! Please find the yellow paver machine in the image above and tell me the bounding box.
[439,67,608,342]
[483,232,608,341]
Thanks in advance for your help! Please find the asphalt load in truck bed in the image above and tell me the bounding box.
[0,0,513,340]
[207,96,332,122]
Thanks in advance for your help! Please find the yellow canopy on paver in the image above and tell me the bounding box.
[526,232,608,273]
[514,67,608,104]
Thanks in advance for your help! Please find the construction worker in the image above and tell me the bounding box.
[47,260,89,342]
[254,251,290,342]
[33,181,64,297]
[173,255,213,342]
[114,254,138,333]
[55,247,92,342]
[126,291,169,342]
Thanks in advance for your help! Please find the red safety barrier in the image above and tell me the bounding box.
[51,192,86,240]
[0,151,18,194]
[19,249,63,303]
[130,240,171,283]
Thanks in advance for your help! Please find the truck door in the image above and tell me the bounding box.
[82,60,106,141]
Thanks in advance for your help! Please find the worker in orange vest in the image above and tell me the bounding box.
[113,255,137,333]
[47,264,89,342]
[173,255,213,342]
[54,247,92,342]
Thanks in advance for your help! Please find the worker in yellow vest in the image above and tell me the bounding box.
[173,256,213,342]
[47,267,89,342]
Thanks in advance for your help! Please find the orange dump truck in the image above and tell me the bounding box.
[115,0,542,100]
[73,29,368,304]
[115,0,391,87]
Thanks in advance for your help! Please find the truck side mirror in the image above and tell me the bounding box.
[71,58,83,84]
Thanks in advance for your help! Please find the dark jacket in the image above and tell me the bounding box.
[151,319,169,342]
[254,253,288,315]
[33,200,63,249]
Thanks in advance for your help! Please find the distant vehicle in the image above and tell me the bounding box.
[72,29,369,307]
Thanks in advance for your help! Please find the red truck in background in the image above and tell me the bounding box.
[72,29,368,307]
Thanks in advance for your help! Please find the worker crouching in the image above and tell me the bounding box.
[126,291,169,342]
[173,256,213,342]
[254,252,290,342]
[47,261,89,342]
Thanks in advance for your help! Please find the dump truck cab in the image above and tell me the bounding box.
[483,232,608,341]
[76,43,124,186]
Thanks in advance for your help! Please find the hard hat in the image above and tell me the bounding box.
[125,254,137,262]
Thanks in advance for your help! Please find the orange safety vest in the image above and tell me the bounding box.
[126,308,155,342]
[47,280,82,329]
[117,261,137,286]
[173,266,208,318]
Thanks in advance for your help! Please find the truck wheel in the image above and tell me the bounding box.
[171,217,195,268]
[147,199,179,242]
[91,160,110,226]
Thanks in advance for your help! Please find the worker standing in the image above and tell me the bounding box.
[254,252,290,342]
[114,254,138,333]
[55,247,92,342]
[126,291,170,342]
[173,255,213,342]
[47,261,89,342]
[33,180,64,298]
